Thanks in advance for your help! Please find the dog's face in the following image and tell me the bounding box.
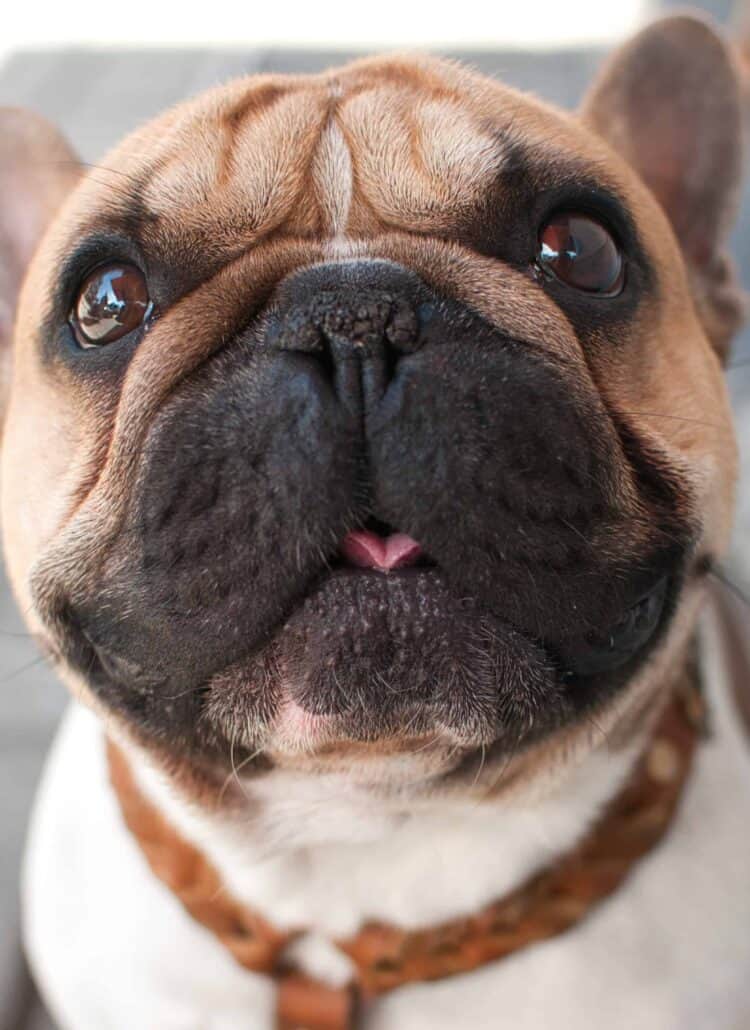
[0,17,744,798]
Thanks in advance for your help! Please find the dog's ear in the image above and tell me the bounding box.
[581,15,746,360]
[0,109,80,359]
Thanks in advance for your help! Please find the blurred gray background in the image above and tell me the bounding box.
[0,1,747,1026]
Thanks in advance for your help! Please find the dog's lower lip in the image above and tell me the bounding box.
[60,557,677,764]
[268,697,462,758]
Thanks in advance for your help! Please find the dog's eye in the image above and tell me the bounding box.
[70,263,151,347]
[537,213,624,296]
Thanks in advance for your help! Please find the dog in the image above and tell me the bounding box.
[1,12,750,1029]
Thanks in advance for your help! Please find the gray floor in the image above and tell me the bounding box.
[1,8,749,1028]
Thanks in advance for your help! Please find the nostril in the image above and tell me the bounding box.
[417,302,437,326]
[384,297,420,353]
[263,262,439,411]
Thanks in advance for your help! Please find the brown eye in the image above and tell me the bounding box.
[70,262,151,347]
[538,213,624,296]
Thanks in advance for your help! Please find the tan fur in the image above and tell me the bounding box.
[0,33,742,812]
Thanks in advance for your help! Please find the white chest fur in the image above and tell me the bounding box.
[23,604,750,1030]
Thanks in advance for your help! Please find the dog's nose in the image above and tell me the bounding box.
[265,260,436,410]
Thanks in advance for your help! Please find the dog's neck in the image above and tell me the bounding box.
[117,602,705,956]
[111,666,702,1009]
[124,709,656,967]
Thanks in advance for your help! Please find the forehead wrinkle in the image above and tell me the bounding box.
[69,62,641,274]
[85,99,331,271]
[80,76,329,230]
[69,61,498,242]
[338,90,508,232]
[311,111,353,240]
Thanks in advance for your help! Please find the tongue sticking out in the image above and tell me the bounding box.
[340,530,423,571]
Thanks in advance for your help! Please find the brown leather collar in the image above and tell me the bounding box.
[107,666,704,1030]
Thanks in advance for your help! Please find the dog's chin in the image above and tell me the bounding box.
[204,566,557,745]
[200,562,673,781]
[265,716,471,786]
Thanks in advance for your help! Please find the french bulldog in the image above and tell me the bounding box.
[2,13,750,1030]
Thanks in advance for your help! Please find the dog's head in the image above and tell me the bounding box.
[0,17,744,800]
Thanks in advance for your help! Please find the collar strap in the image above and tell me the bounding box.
[107,668,704,1030]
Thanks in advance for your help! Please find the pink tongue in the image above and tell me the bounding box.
[340,530,422,571]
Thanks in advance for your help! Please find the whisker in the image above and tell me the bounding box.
[479,727,524,800]
[470,742,487,789]
[218,740,263,805]
[161,683,206,701]
[708,564,750,610]
[49,159,143,187]
[0,652,52,685]
[77,175,138,203]
[583,711,612,748]
[224,735,255,805]
[615,410,722,430]
[726,355,750,371]
[408,732,442,755]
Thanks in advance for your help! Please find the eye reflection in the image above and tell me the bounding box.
[71,263,151,347]
[537,213,624,296]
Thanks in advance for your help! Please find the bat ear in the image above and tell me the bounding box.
[580,15,746,360]
[0,108,80,354]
